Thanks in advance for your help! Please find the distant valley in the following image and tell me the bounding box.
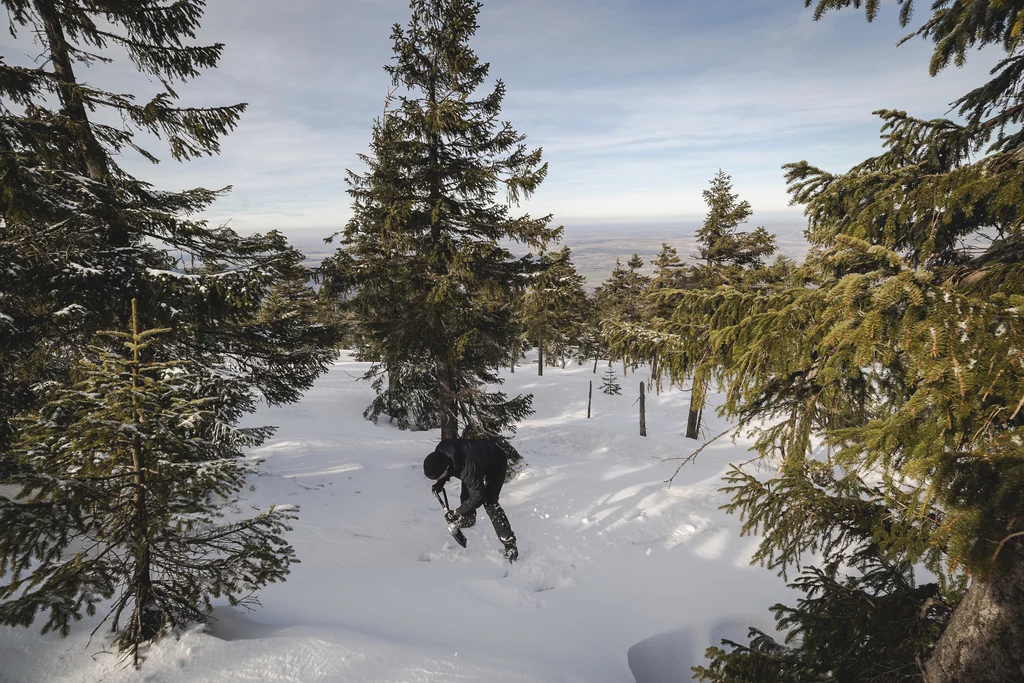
[284,214,810,288]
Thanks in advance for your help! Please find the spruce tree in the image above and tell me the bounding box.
[645,244,691,392]
[601,366,622,396]
[321,0,560,439]
[594,258,629,325]
[695,171,776,270]
[0,0,336,459]
[595,255,650,326]
[574,297,608,373]
[605,176,778,437]
[691,2,1024,680]
[649,243,687,293]
[521,246,589,375]
[684,172,777,438]
[594,254,650,376]
[0,301,295,663]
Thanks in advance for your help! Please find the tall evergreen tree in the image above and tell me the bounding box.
[521,246,589,375]
[595,255,650,327]
[321,0,560,439]
[0,302,295,663]
[645,243,690,390]
[605,177,778,437]
[691,2,1024,681]
[0,0,336,460]
[683,172,777,437]
[594,254,650,376]
[649,243,687,293]
[574,296,608,373]
[695,170,776,270]
[0,0,334,657]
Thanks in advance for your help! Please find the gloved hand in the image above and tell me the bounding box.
[444,510,459,524]
[432,480,446,495]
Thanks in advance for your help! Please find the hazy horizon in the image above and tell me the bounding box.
[289,210,811,286]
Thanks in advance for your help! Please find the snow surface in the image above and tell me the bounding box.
[0,352,796,682]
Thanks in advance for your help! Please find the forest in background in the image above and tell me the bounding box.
[2,0,1023,680]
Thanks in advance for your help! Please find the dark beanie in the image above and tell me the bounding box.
[423,450,449,479]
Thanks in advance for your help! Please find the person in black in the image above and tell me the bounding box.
[423,438,519,562]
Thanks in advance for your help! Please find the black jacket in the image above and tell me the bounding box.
[433,439,506,516]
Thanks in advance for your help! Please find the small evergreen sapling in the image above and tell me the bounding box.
[601,367,622,395]
[0,301,295,664]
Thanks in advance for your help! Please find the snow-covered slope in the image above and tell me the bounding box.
[0,352,795,683]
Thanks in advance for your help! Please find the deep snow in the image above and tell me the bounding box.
[0,352,795,682]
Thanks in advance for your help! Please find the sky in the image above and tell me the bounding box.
[0,0,1003,235]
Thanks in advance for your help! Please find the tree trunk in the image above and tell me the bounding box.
[127,301,161,660]
[651,354,659,395]
[34,0,109,184]
[685,404,702,440]
[537,339,544,376]
[437,357,458,440]
[593,356,599,373]
[685,379,704,440]
[130,431,160,650]
[924,537,1024,683]
[587,380,592,419]
[639,381,647,437]
[34,0,126,249]
[426,70,458,441]
[386,359,397,420]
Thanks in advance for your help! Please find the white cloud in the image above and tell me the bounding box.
[0,0,1006,233]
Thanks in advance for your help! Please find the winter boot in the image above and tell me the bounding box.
[485,502,518,562]
[501,537,519,562]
